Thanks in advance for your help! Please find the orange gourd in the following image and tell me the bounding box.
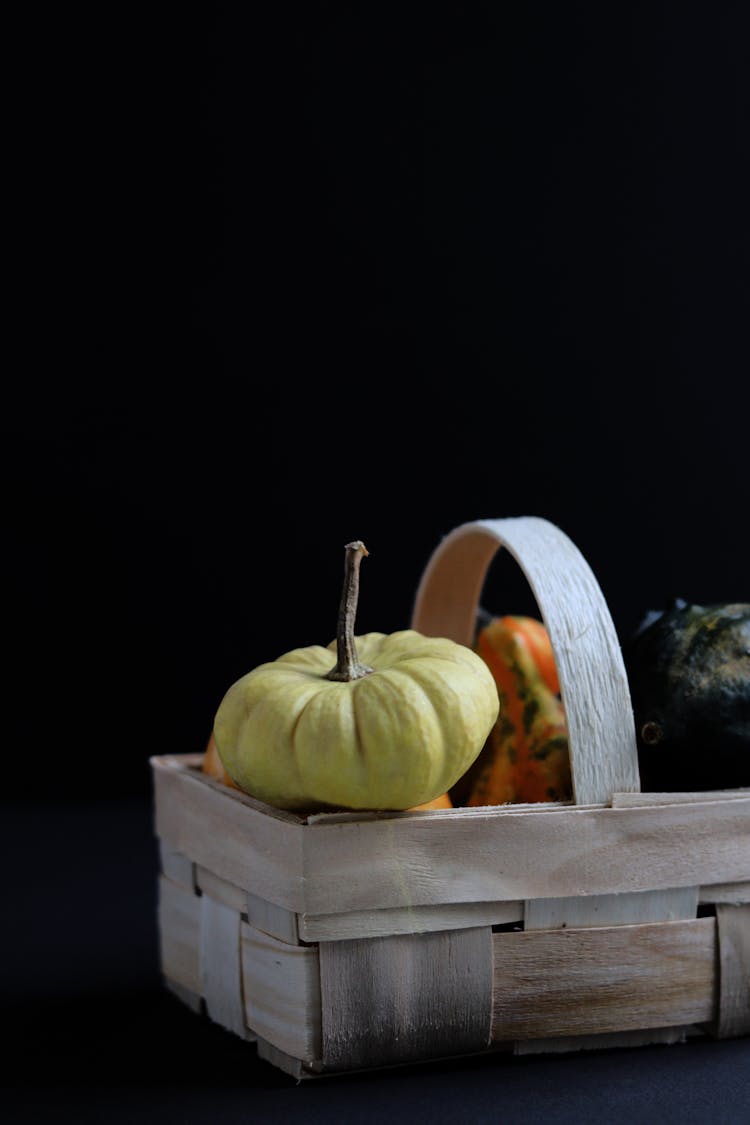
[202,731,239,789]
[463,614,571,806]
[411,791,453,811]
[498,614,560,695]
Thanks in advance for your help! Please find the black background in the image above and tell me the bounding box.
[4,2,749,805]
[3,4,749,1120]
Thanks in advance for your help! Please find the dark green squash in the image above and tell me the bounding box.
[623,599,750,792]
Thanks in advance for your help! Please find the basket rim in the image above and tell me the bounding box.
[150,752,750,826]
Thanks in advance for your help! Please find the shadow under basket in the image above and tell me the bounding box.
[151,516,750,1079]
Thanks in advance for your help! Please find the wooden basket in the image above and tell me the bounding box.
[151,516,750,1078]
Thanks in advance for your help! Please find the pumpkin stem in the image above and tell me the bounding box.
[327,540,374,682]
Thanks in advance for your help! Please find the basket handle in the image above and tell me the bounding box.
[410,516,640,805]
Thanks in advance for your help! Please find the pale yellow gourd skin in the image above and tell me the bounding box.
[213,629,500,811]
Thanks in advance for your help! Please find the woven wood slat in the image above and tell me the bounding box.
[491,917,716,1041]
[319,926,493,1071]
[715,904,750,1038]
[200,895,247,1038]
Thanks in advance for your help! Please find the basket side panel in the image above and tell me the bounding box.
[318,926,493,1071]
[195,866,247,912]
[300,898,523,942]
[200,896,247,1039]
[700,882,750,905]
[518,886,700,1053]
[302,799,750,914]
[715,904,750,1038]
[246,892,300,945]
[524,887,699,929]
[152,756,306,911]
[491,917,717,1040]
[240,922,321,1064]
[159,840,195,890]
[158,874,202,996]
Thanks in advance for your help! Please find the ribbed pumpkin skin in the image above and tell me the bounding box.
[624,601,750,792]
[202,730,453,809]
[460,616,571,806]
[213,630,499,811]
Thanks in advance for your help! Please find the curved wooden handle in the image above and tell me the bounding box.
[410,516,641,805]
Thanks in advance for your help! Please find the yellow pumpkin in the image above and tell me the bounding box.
[202,731,452,809]
[213,541,499,811]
